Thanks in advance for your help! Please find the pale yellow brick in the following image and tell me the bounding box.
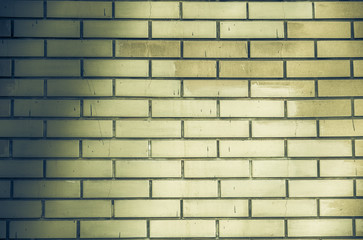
[221,21,284,38]
[83,180,149,198]
[320,160,363,177]
[358,180,363,196]
[251,41,314,58]
[184,200,248,217]
[0,221,4,238]
[46,160,112,178]
[0,200,41,218]
[184,80,248,97]
[253,160,317,178]
[0,59,10,76]
[357,219,363,236]
[0,100,10,117]
[45,200,111,218]
[315,2,363,18]
[288,22,351,38]
[249,2,312,19]
[288,140,351,157]
[220,61,283,78]
[153,180,218,198]
[116,120,181,138]
[115,2,179,18]
[0,39,43,56]
[116,79,180,97]
[0,181,10,198]
[184,120,249,138]
[287,60,350,77]
[184,41,247,58]
[356,99,363,116]
[220,140,284,157]
[354,60,363,77]
[82,140,148,158]
[184,160,249,178]
[222,180,285,197]
[152,60,216,78]
[47,1,112,18]
[319,80,363,96]
[0,160,42,178]
[183,2,246,19]
[47,120,112,138]
[48,79,112,97]
[152,100,216,117]
[83,100,148,117]
[13,140,79,158]
[289,180,353,197]
[15,59,80,77]
[152,140,216,158]
[84,60,148,77]
[288,219,352,237]
[14,20,79,37]
[0,0,43,17]
[0,79,43,96]
[116,160,181,178]
[253,120,316,137]
[14,100,80,117]
[116,40,180,58]
[321,199,363,217]
[0,20,10,37]
[220,100,284,117]
[81,220,146,238]
[318,41,363,57]
[220,220,284,237]
[14,180,80,198]
[253,200,317,217]
[287,100,351,117]
[0,120,43,137]
[0,140,8,157]
[115,200,179,217]
[354,22,363,38]
[320,119,363,136]
[10,221,76,239]
[152,21,216,38]
[150,220,215,238]
[48,40,112,57]
[355,140,363,156]
[83,20,148,38]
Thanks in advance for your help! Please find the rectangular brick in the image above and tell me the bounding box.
[318,41,363,57]
[184,160,249,178]
[14,100,80,117]
[0,79,43,96]
[184,200,248,217]
[253,120,316,137]
[0,59,11,76]
[253,160,317,178]
[116,120,181,138]
[116,40,180,58]
[184,41,247,58]
[184,80,248,97]
[287,100,351,117]
[357,219,363,236]
[0,120,43,137]
[0,140,8,157]
[358,180,363,196]
[84,60,148,77]
[152,60,216,78]
[14,180,80,198]
[355,22,363,38]
[288,140,351,157]
[315,2,363,18]
[84,20,148,38]
[221,100,284,117]
[0,100,10,117]
[14,20,79,37]
[116,160,181,178]
[152,100,216,118]
[81,220,146,238]
[152,140,216,158]
[249,2,312,19]
[319,80,363,96]
[183,2,246,19]
[354,60,363,76]
[82,140,148,158]
[10,221,76,239]
[115,200,180,217]
[220,220,284,237]
[115,2,179,19]
[47,79,112,97]
[0,39,43,57]
[0,181,10,198]
[0,0,43,17]
[288,219,352,237]
[287,60,350,77]
[320,119,363,136]
[355,140,363,156]
[48,40,112,57]
[83,180,149,198]
[151,220,215,238]
[46,160,112,178]
[356,99,363,116]
[288,22,351,38]
[47,1,112,18]
[0,20,10,37]
[220,61,283,78]
[0,221,4,238]
[221,21,284,38]
[83,100,148,117]
[47,120,113,138]
[320,160,363,177]
[152,21,216,38]
[45,200,111,218]
[184,120,249,138]
[220,140,284,157]
[222,180,285,197]
[321,199,363,217]
[13,140,79,158]
[253,200,317,217]
[0,160,42,178]
[15,60,80,77]
[0,200,41,218]
[153,180,217,198]
[116,79,180,97]
[289,180,353,197]
[251,41,314,58]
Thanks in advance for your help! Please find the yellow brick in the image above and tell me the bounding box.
[287,60,350,77]
[0,181,10,198]
[249,2,312,19]
[288,22,351,38]
[252,120,316,137]
[0,0,43,17]
[116,40,180,58]
[287,100,351,117]
[320,160,363,177]
[83,100,148,117]
[289,180,353,197]
[0,160,42,178]
[253,200,317,217]
[184,41,247,58]
[82,140,148,158]
[84,60,148,77]
[354,60,363,77]
[116,120,181,138]
[288,140,351,157]
[0,120,43,137]
[356,99,363,116]
[222,180,285,197]
[83,20,148,38]
[184,120,249,138]
[220,220,284,237]
[152,21,216,38]
[251,41,314,58]
[184,160,249,178]
[84,180,149,198]
[221,100,284,117]
[115,2,179,18]
[10,221,76,239]
[183,2,246,19]
[184,80,248,97]
[358,180,363,196]
[15,59,80,77]
[14,20,79,37]
[288,219,352,237]
[0,100,10,117]
[0,20,10,37]
[81,220,146,238]
[321,199,363,217]
[221,21,284,38]
[0,140,8,157]
[0,39,43,56]
[315,2,363,18]
[46,160,112,178]
[220,140,284,157]
[355,140,363,156]
[184,200,248,217]
[115,200,180,217]
[220,61,283,78]
[48,40,112,57]
[152,100,216,117]
[152,60,216,78]
[0,200,41,218]
[14,180,80,198]
[13,140,79,158]
[152,140,216,158]
[116,160,181,178]
[0,59,10,76]
[47,120,112,138]
[152,180,218,198]
[14,99,80,117]
[354,22,363,38]
[116,79,180,97]
[45,200,111,218]
[47,1,112,18]
[318,41,363,57]
[253,160,317,178]
[357,219,363,236]
[319,80,363,96]
[320,119,363,137]
[47,79,112,97]
[151,220,215,238]
[0,79,43,96]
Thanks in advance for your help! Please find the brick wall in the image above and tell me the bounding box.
[0,0,363,239]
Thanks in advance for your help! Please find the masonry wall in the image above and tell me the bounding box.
[0,0,363,239]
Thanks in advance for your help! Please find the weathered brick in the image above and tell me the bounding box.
[288,22,351,38]
[253,200,317,217]
[221,100,284,117]
[0,39,43,57]
[183,2,246,19]
[354,60,363,77]
[358,180,363,196]
[320,119,363,136]
[83,180,149,198]
[355,140,363,156]
[184,120,249,138]
[252,120,316,137]
[152,21,216,38]
[116,79,180,97]
[83,100,148,117]
[82,140,148,158]
[319,80,363,96]
[83,20,148,38]
[0,0,43,17]
[10,221,77,239]
[253,160,317,178]
[288,219,352,237]
[15,60,80,77]
[249,2,312,19]
[115,2,179,19]
[47,1,112,18]
[221,21,284,38]
[81,220,146,238]
[356,99,363,116]
[251,41,314,58]
[47,79,112,97]
[0,181,10,198]
[48,40,112,57]
[222,180,285,197]
[150,220,215,238]
[289,180,353,197]
[0,160,42,178]
[13,140,79,158]
[0,79,43,96]
[320,160,363,177]
[184,41,247,58]
[318,41,363,57]
[47,120,113,138]
[184,200,248,217]
[14,100,80,117]
[0,100,10,117]
[287,100,351,117]
[115,200,180,217]
[45,200,111,218]
[354,22,363,38]
[0,140,8,157]
[315,2,363,18]
[116,120,181,138]
[184,80,248,97]
[0,221,4,238]
[220,140,284,157]
[116,40,180,58]
[220,61,283,78]
[14,180,80,198]
[84,60,148,77]
[321,199,363,216]
[46,160,112,178]
[116,160,181,178]
[0,200,41,218]
[287,60,350,77]
[0,59,11,76]
[153,180,218,198]
[0,120,43,137]
[0,20,10,37]
[152,100,216,117]
[219,220,284,237]
[288,140,352,157]
[14,20,79,37]
[152,60,216,78]
[357,219,363,236]
[152,140,217,158]
[184,160,249,178]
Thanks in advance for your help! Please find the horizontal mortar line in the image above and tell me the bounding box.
[8,57,363,60]
[4,137,363,140]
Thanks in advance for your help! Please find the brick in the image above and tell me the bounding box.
[15,60,80,77]
[184,160,249,178]
[0,100,10,117]
[0,120,42,137]
[220,61,283,78]
[153,180,217,198]
[0,59,11,76]
[0,20,10,37]
[14,99,80,117]
[115,2,179,19]
[222,180,285,197]
[319,80,363,96]
[249,2,312,19]
[355,22,363,38]
[48,40,112,57]
[47,120,112,138]
[47,79,112,97]
[356,99,363,116]
[320,119,363,136]
[83,20,148,38]
[115,200,180,217]
[45,200,111,218]
[0,200,41,218]
[13,140,79,158]
[219,220,284,237]
[0,79,43,96]
[357,219,363,236]
[253,160,317,178]
[10,221,76,239]
[0,221,4,238]
[47,1,112,18]
[116,120,181,138]
[150,220,215,238]
[184,120,248,138]
[116,79,180,97]
[184,80,248,97]
[251,41,314,58]
[288,22,351,38]
[184,200,248,217]
[184,41,247,58]
[183,2,246,19]
[253,120,316,137]
[318,41,363,57]
[0,160,42,178]
[358,180,363,196]
[0,0,43,17]
[152,60,216,78]
[152,100,216,117]
[220,140,284,157]
[0,181,10,198]
[81,220,146,238]
[82,140,148,158]
[289,180,353,197]
[287,100,351,117]
[152,140,216,158]
[288,219,352,237]
[0,39,43,57]
[83,100,148,117]
[46,160,111,178]
[320,160,363,177]
[84,60,148,77]
[0,140,8,157]
[253,200,317,217]
[221,21,284,38]
[14,180,80,198]
[116,40,180,58]
[315,2,363,18]
[83,180,149,198]
[220,100,284,117]
[287,60,350,78]
[116,160,181,178]
[354,60,363,77]
[153,21,216,38]
[355,140,363,156]
[321,199,363,217]
[14,20,79,38]
[288,140,351,157]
